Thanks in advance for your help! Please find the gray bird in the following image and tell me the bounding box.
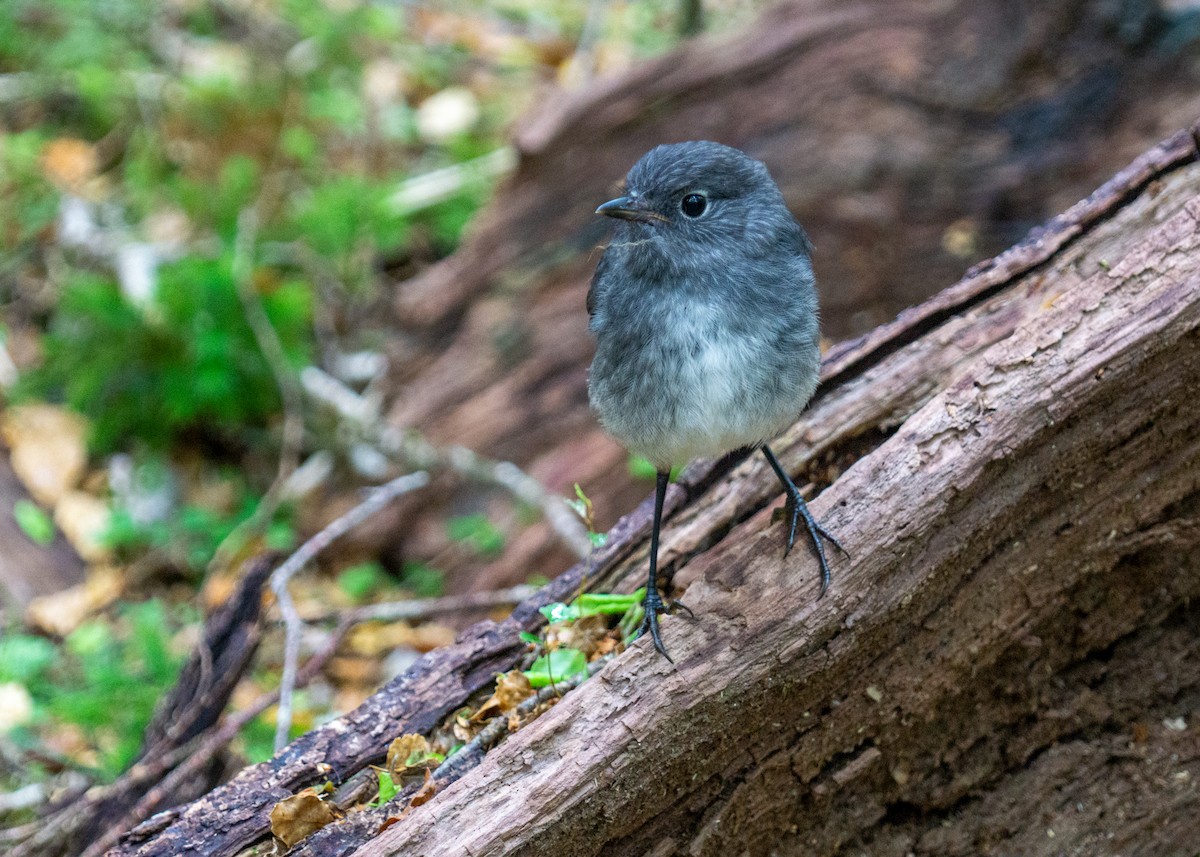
[587,140,842,660]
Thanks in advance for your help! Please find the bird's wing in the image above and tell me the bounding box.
[791,219,814,256]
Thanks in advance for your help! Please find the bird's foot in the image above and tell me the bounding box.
[637,588,694,662]
[782,489,848,597]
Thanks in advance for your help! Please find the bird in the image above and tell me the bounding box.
[586,140,842,660]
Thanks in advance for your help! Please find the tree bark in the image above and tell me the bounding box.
[106,124,1200,856]
[377,0,1200,596]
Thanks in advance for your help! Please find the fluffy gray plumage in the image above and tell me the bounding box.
[587,141,820,470]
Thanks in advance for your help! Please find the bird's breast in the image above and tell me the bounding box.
[589,295,819,468]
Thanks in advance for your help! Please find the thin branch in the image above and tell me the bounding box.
[302,584,539,625]
[561,0,609,85]
[388,148,516,216]
[301,366,593,557]
[271,471,430,750]
[209,208,309,575]
[0,783,49,814]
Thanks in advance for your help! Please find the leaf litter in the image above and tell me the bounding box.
[269,586,646,843]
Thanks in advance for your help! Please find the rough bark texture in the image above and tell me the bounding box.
[378,0,1200,595]
[353,127,1200,856]
[106,124,1200,857]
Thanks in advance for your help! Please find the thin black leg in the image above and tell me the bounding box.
[638,470,673,661]
[761,445,846,595]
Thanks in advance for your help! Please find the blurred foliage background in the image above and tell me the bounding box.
[0,0,765,809]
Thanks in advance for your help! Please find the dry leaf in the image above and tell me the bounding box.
[546,614,609,658]
[409,769,437,808]
[415,87,480,143]
[25,564,123,637]
[40,138,98,191]
[452,711,480,743]
[344,620,456,657]
[0,682,34,731]
[269,789,338,848]
[200,570,239,612]
[334,686,373,715]
[593,634,622,657]
[408,622,456,652]
[2,404,88,507]
[345,621,414,657]
[378,813,404,833]
[54,490,112,562]
[386,733,432,776]
[44,723,96,767]
[325,656,379,686]
[472,670,534,722]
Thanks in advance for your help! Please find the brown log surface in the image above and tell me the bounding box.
[353,128,1200,854]
[109,123,1200,856]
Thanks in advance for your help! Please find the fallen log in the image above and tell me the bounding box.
[355,124,1200,855]
[106,123,1200,857]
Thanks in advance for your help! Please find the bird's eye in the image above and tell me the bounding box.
[680,193,707,218]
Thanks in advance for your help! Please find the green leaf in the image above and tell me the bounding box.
[539,589,645,624]
[627,455,658,481]
[627,457,681,481]
[370,771,399,807]
[523,648,587,689]
[13,500,55,546]
[0,635,57,684]
[280,125,319,164]
[446,514,505,557]
[400,562,444,598]
[519,631,541,645]
[538,602,579,623]
[338,562,387,603]
[65,621,112,658]
[403,747,444,767]
[265,519,297,551]
[575,590,645,615]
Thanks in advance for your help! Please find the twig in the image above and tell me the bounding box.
[567,0,608,83]
[388,148,516,215]
[0,334,18,389]
[301,366,592,557]
[271,471,430,750]
[0,782,49,813]
[303,584,539,625]
[209,208,309,575]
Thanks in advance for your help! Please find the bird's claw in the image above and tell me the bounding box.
[637,590,694,662]
[669,598,696,620]
[782,490,846,597]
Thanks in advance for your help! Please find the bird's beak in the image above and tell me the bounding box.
[595,195,665,223]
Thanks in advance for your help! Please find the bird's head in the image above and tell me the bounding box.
[595,141,805,257]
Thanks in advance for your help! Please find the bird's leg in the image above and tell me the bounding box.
[638,470,675,661]
[761,445,846,595]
